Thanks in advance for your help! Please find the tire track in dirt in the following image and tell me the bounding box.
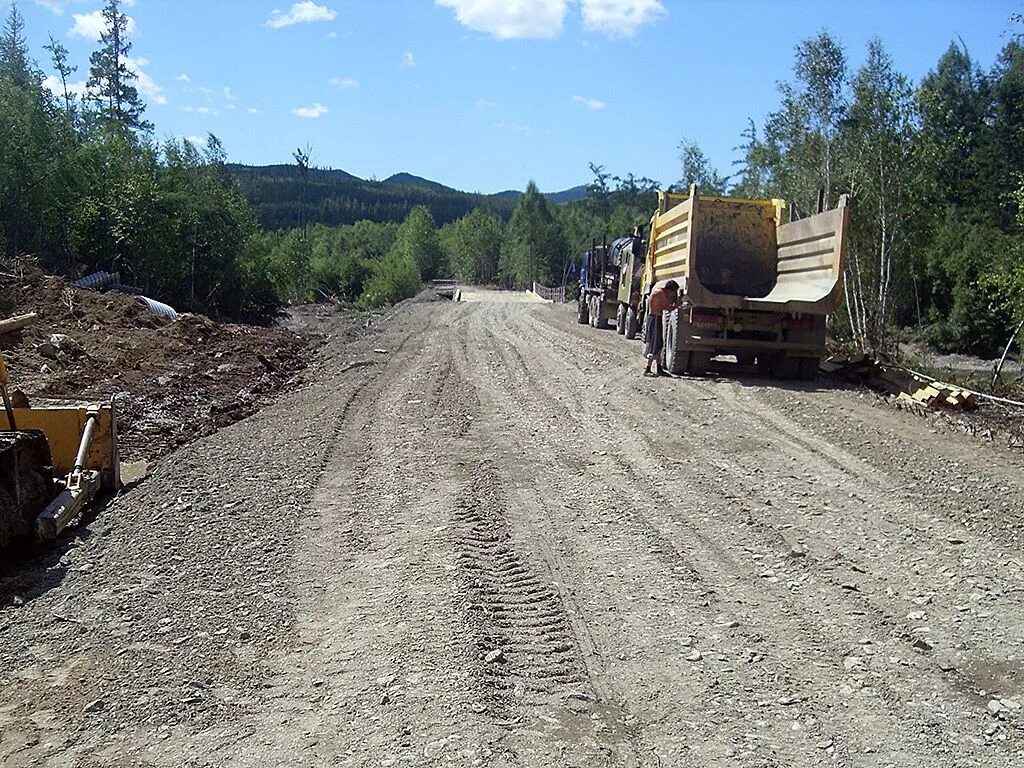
[443,306,647,767]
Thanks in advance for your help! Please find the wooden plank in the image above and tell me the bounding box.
[0,313,38,334]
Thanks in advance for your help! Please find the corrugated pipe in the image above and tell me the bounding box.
[74,271,121,290]
[137,296,178,320]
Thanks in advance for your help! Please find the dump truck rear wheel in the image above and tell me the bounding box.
[616,305,626,335]
[688,351,713,377]
[664,320,689,375]
[576,297,589,325]
[736,351,756,367]
[624,308,638,340]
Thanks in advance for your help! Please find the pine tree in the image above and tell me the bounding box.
[87,0,150,132]
[43,34,76,117]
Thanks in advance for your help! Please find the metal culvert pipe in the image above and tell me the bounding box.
[137,296,178,320]
[74,271,121,290]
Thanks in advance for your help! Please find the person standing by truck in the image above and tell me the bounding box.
[643,280,679,377]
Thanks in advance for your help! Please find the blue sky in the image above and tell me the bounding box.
[16,0,1023,194]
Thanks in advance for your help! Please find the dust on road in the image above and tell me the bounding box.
[1,295,1021,767]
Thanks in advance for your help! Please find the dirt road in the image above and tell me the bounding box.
[2,292,1022,767]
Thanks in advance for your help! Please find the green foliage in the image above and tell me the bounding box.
[675,139,729,194]
[763,31,849,213]
[445,207,503,284]
[87,0,150,134]
[389,205,445,281]
[360,250,420,308]
[922,212,1014,354]
[0,9,283,321]
[500,181,566,288]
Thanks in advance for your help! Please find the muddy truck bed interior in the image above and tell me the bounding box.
[645,186,849,379]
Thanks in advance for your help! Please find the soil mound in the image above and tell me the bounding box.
[1,273,308,461]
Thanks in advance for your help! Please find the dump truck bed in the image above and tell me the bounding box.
[645,189,848,313]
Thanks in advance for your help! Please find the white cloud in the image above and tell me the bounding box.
[436,0,665,39]
[579,0,666,36]
[224,86,237,101]
[176,74,191,83]
[247,107,261,115]
[183,106,214,114]
[474,99,496,109]
[43,74,87,98]
[184,135,207,147]
[329,77,360,88]
[327,31,338,39]
[125,56,167,106]
[402,51,416,68]
[70,9,137,39]
[494,120,530,134]
[572,94,606,110]
[292,102,329,119]
[69,9,138,40]
[265,2,337,28]
[436,0,567,40]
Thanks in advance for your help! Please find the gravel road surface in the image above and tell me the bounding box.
[1,292,1021,767]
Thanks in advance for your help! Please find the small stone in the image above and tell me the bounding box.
[816,739,834,749]
[843,656,863,670]
[685,651,702,662]
[913,638,933,651]
[1000,698,1020,711]
[937,659,955,672]
[484,649,505,664]
[777,696,800,706]
[680,636,694,648]
[84,698,105,713]
[987,700,1004,715]
[841,583,859,592]
[380,692,391,705]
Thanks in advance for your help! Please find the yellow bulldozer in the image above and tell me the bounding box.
[0,351,120,549]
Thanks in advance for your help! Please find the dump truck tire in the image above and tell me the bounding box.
[664,316,689,375]
[591,297,607,329]
[576,297,589,325]
[624,308,638,340]
[616,305,626,335]
[736,351,756,367]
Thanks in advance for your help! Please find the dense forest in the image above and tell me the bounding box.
[1,0,1022,362]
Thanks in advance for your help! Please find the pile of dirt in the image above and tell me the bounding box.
[0,273,309,461]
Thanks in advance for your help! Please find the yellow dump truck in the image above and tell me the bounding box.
[642,186,849,379]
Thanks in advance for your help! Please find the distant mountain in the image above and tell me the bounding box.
[382,172,452,192]
[545,185,589,205]
[227,164,586,231]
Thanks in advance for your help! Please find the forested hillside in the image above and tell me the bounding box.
[228,163,518,230]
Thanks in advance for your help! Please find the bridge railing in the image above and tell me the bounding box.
[532,282,567,303]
